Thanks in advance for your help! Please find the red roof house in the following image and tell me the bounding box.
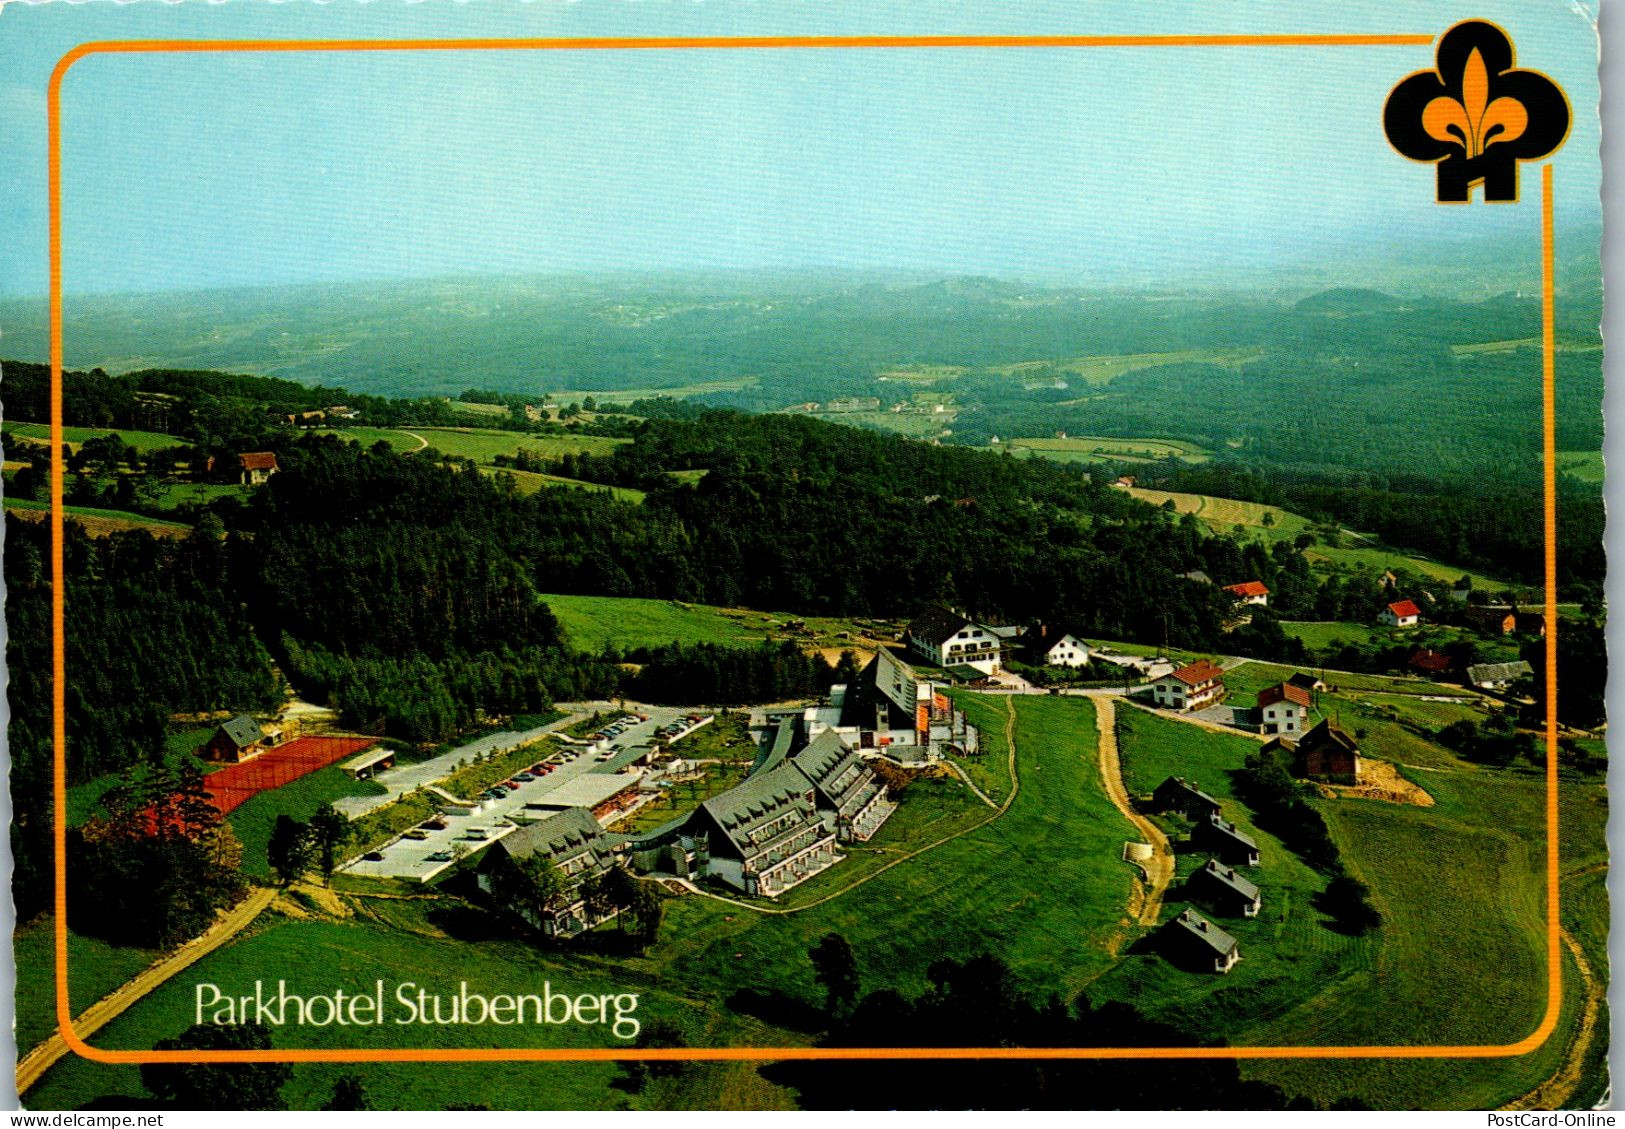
[1150,659,1227,711]
[237,451,281,486]
[1379,599,1421,628]
[1223,581,1270,606]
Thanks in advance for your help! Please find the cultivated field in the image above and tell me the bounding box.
[4,497,190,539]
[1122,488,1308,536]
[541,594,896,655]
[1006,436,1210,465]
[3,422,187,453]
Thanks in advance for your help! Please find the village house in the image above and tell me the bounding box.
[1408,648,1453,677]
[197,715,269,764]
[1018,624,1092,668]
[1187,859,1261,918]
[477,807,623,938]
[1257,682,1311,736]
[1151,776,1222,823]
[1149,659,1227,712]
[1286,671,1325,694]
[1286,719,1361,784]
[687,763,839,897]
[1379,599,1421,628]
[1223,580,1270,607]
[1463,606,1516,635]
[905,606,1003,676]
[1467,660,1534,691]
[1166,908,1240,974]
[1193,814,1260,867]
[237,451,280,486]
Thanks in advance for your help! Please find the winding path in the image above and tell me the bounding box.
[1498,927,1604,1111]
[16,887,278,1095]
[1092,696,1173,925]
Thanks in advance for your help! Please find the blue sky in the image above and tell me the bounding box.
[0,0,1601,296]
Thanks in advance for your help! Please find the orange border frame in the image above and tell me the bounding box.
[45,32,1564,1067]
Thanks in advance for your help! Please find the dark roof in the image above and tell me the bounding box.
[1258,683,1311,709]
[905,606,974,646]
[697,763,819,856]
[1286,672,1322,690]
[1156,776,1221,811]
[218,714,266,749]
[1300,719,1359,756]
[752,717,799,776]
[490,807,616,872]
[1171,909,1238,956]
[1192,858,1260,902]
[1165,659,1226,687]
[869,648,920,717]
[1408,648,1452,674]
[791,729,880,818]
[1203,815,1258,853]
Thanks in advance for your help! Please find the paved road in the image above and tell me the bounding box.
[17,888,278,1095]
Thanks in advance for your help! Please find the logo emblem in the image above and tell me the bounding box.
[1384,20,1569,203]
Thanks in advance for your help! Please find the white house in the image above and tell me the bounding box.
[1379,599,1421,628]
[1256,682,1310,736]
[1020,626,1092,668]
[1149,659,1227,711]
[905,607,1003,676]
[1222,580,1270,607]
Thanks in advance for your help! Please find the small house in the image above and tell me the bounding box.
[1293,719,1360,784]
[1408,648,1452,677]
[1166,909,1240,974]
[1467,660,1534,691]
[1379,599,1421,628]
[1151,776,1222,823]
[1223,581,1270,607]
[198,715,268,764]
[1150,660,1227,711]
[1464,606,1516,636]
[1286,671,1325,693]
[236,451,280,486]
[1187,859,1261,918]
[1193,814,1259,867]
[1257,682,1311,736]
[1020,625,1092,668]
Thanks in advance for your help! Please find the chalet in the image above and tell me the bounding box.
[1166,909,1240,974]
[1019,625,1092,668]
[1151,776,1222,823]
[1515,612,1547,637]
[197,715,268,764]
[1187,859,1261,918]
[1408,648,1453,677]
[477,807,623,938]
[906,606,1003,676]
[789,729,895,843]
[1466,660,1534,691]
[1379,599,1421,628]
[237,451,280,486]
[1286,671,1325,693]
[1463,606,1515,636]
[841,648,928,746]
[1223,581,1270,607]
[1257,682,1311,736]
[1193,814,1259,867]
[1149,659,1226,711]
[1293,719,1360,784]
[688,763,838,897]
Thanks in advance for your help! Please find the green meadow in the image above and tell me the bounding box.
[540,593,892,655]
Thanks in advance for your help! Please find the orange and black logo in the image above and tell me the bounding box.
[1384,20,1569,203]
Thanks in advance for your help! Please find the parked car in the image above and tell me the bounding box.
[426,851,453,862]
[401,829,429,841]
[363,851,385,861]
[464,829,489,841]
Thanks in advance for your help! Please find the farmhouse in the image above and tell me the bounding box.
[237,451,280,485]
[1467,660,1534,691]
[477,807,623,938]
[197,715,269,764]
[1019,624,1092,668]
[1257,682,1311,736]
[1151,776,1222,823]
[1223,581,1270,607]
[1193,814,1259,867]
[688,763,839,897]
[1379,599,1421,628]
[1166,909,1240,974]
[1149,659,1227,711]
[1408,648,1453,677]
[1464,606,1516,635]
[1292,719,1361,784]
[906,606,1003,676]
[1187,859,1261,918]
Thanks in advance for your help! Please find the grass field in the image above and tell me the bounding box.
[549,376,759,402]
[1556,450,1604,484]
[1305,542,1508,590]
[414,427,627,463]
[1005,436,1210,465]
[228,767,388,880]
[813,411,949,438]
[314,426,427,452]
[541,594,894,656]
[14,918,161,1057]
[479,466,646,504]
[3,422,186,453]
[1122,487,1311,540]
[4,496,191,538]
[149,482,252,510]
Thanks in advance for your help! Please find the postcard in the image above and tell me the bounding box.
[1,0,1607,1113]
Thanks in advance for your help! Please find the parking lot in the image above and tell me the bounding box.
[339,703,708,882]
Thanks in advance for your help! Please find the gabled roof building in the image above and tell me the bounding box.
[1151,776,1223,823]
[1187,859,1261,918]
[1192,813,1260,867]
[198,715,268,764]
[1293,719,1361,784]
[1149,659,1227,712]
[689,763,839,898]
[905,606,1003,676]
[477,807,625,938]
[1166,908,1241,973]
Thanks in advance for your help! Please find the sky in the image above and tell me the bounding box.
[0,0,1603,296]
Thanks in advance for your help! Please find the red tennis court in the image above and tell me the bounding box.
[203,735,379,815]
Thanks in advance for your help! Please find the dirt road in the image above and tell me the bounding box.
[17,887,278,1095]
[1093,696,1173,925]
[1498,928,1604,1111]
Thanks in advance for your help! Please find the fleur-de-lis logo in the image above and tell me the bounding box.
[1384,21,1569,203]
